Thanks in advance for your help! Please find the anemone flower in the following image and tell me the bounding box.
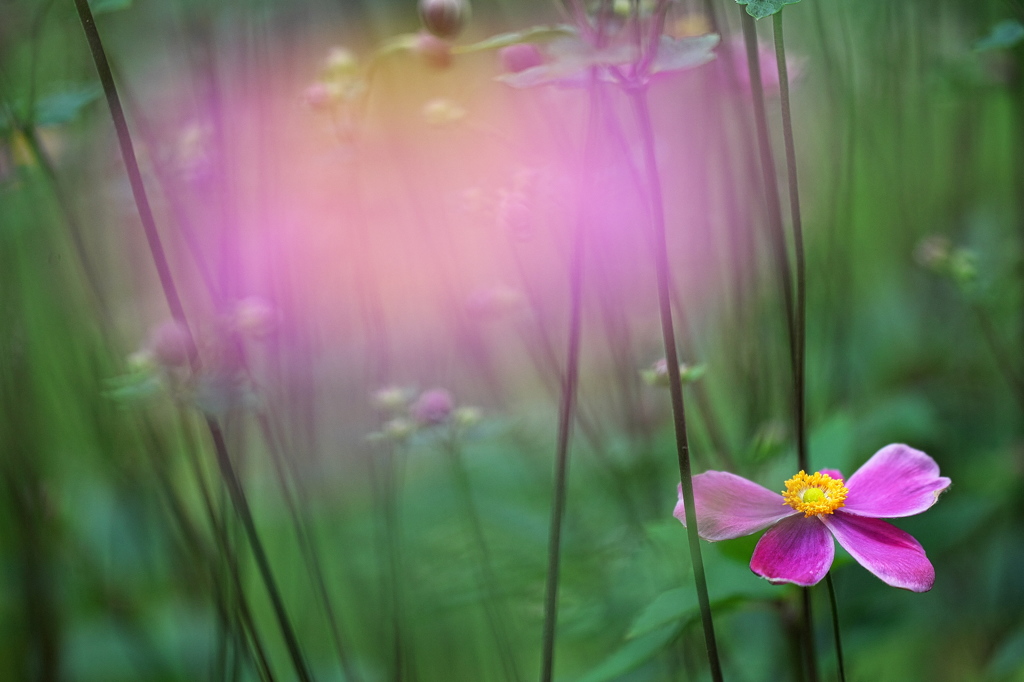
[674,444,950,592]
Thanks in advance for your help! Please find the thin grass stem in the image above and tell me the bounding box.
[538,74,597,682]
[628,88,723,682]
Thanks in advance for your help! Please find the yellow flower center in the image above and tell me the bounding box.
[782,471,848,517]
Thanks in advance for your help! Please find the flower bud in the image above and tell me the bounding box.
[422,98,466,125]
[498,44,544,74]
[148,320,194,368]
[411,388,454,425]
[234,296,278,339]
[373,386,416,411]
[414,32,454,70]
[419,0,469,40]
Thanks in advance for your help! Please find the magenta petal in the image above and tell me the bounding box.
[822,511,935,592]
[750,515,835,587]
[843,444,951,518]
[819,469,844,481]
[674,471,797,541]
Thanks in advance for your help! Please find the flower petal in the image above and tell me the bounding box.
[819,469,844,481]
[750,515,835,587]
[822,511,935,592]
[675,471,797,541]
[843,444,951,518]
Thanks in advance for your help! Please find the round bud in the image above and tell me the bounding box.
[148,320,194,368]
[498,43,544,74]
[411,388,454,425]
[414,32,454,70]
[419,0,469,40]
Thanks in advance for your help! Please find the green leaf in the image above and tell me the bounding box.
[89,0,133,14]
[33,85,102,126]
[627,558,778,640]
[974,19,1024,52]
[454,25,575,54]
[576,623,681,682]
[649,34,719,75]
[736,0,800,20]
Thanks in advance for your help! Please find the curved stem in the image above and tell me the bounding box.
[629,87,723,682]
[825,574,847,682]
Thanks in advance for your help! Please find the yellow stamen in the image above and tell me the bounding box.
[782,471,848,517]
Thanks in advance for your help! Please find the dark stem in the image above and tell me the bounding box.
[629,88,723,682]
[825,574,847,682]
[71,3,314,678]
[773,9,808,473]
[538,76,595,682]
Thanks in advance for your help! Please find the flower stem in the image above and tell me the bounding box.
[71,3,313,679]
[629,88,723,682]
[538,75,596,682]
[773,10,817,682]
[825,574,847,682]
[773,9,808,474]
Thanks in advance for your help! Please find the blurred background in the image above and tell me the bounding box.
[2,0,1023,679]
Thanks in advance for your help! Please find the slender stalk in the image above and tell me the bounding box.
[629,88,722,682]
[71,3,314,679]
[773,10,817,682]
[538,75,596,682]
[773,9,808,473]
[825,574,847,682]
[740,9,798,403]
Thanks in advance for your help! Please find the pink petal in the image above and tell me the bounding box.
[819,469,844,481]
[674,471,797,541]
[843,444,951,518]
[822,511,935,592]
[750,515,835,587]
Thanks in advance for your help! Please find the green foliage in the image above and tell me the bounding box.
[32,85,103,126]
[974,19,1024,52]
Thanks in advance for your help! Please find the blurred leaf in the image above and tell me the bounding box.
[454,25,575,54]
[649,34,719,75]
[90,0,133,14]
[736,0,801,20]
[33,85,103,126]
[627,557,777,639]
[974,20,1024,52]
[576,623,680,682]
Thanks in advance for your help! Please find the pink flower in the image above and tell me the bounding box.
[674,444,951,592]
[410,388,454,425]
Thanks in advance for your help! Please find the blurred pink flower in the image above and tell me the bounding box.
[721,37,804,95]
[148,320,193,368]
[675,444,950,592]
[411,388,455,425]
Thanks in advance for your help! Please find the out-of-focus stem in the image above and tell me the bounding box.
[825,574,847,682]
[629,88,722,682]
[773,10,817,681]
[71,3,313,678]
[538,74,595,682]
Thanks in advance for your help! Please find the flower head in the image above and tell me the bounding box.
[674,444,951,592]
[411,388,455,425]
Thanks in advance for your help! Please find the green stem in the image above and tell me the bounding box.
[629,87,723,682]
[825,574,847,682]
[538,74,595,682]
[773,10,817,682]
[71,3,313,678]
[773,9,808,473]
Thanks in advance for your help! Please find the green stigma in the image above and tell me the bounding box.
[802,488,824,504]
